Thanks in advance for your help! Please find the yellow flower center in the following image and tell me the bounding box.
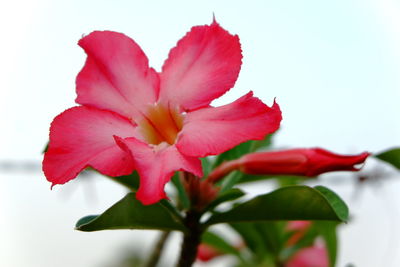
[138,104,184,145]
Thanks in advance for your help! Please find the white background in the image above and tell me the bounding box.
[1,0,400,266]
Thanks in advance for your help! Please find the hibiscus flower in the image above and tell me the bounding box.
[43,20,282,205]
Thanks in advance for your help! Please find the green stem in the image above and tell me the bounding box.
[176,210,203,267]
[143,231,171,267]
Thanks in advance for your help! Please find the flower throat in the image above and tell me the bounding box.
[138,104,183,145]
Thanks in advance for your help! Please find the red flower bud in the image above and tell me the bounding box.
[208,148,369,182]
[181,173,219,211]
[239,148,369,177]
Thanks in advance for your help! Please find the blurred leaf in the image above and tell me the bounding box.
[230,223,269,259]
[206,186,348,225]
[315,221,339,267]
[254,222,284,255]
[375,147,400,170]
[201,157,213,177]
[213,134,275,168]
[76,193,185,232]
[171,173,190,210]
[206,188,245,211]
[218,171,244,193]
[202,231,241,257]
[236,174,305,186]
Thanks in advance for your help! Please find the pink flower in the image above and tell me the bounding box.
[208,148,369,182]
[42,20,282,205]
[285,243,329,267]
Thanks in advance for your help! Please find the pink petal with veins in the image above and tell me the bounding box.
[115,137,203,205]
[76,31,159,119]
[43,106,137,186]
[159,20,242,111]
[176,92,282,157]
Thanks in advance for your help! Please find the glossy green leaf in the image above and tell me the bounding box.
[205,188,245,211]
[76,193,185,232]
[375,147,400,170]
[206,186,348,225]
[314,186,348,222]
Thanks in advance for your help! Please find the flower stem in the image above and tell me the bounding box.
[177,210,203,267]
[143,231,171,267]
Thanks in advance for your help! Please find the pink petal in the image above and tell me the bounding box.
[176,92,282,157]
[43,106,137,186]
[115,137,203,205]
[76,31,159,119]
[159,20,242,111]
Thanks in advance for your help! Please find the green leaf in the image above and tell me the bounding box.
[76,193,185,232]
[205,188,245,211]
[171,173,190,210]
[314,186,348,222]
[375,147,400,170]
[206,186,348,225]
[202,231,241,257]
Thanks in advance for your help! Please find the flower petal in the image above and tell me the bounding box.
[43,106,137,186]
[159,20,242,111]
[76,31,159,119]
[176,92,282,157]
[115,137,203,205]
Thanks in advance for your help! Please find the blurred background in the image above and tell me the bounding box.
[1,0,399,266]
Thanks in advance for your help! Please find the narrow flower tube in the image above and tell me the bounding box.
[208,148,369,182]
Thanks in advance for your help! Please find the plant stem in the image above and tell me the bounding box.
[177,210,203,267]
[143,231,170,267]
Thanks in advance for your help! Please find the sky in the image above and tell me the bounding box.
[0,0,399,266]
